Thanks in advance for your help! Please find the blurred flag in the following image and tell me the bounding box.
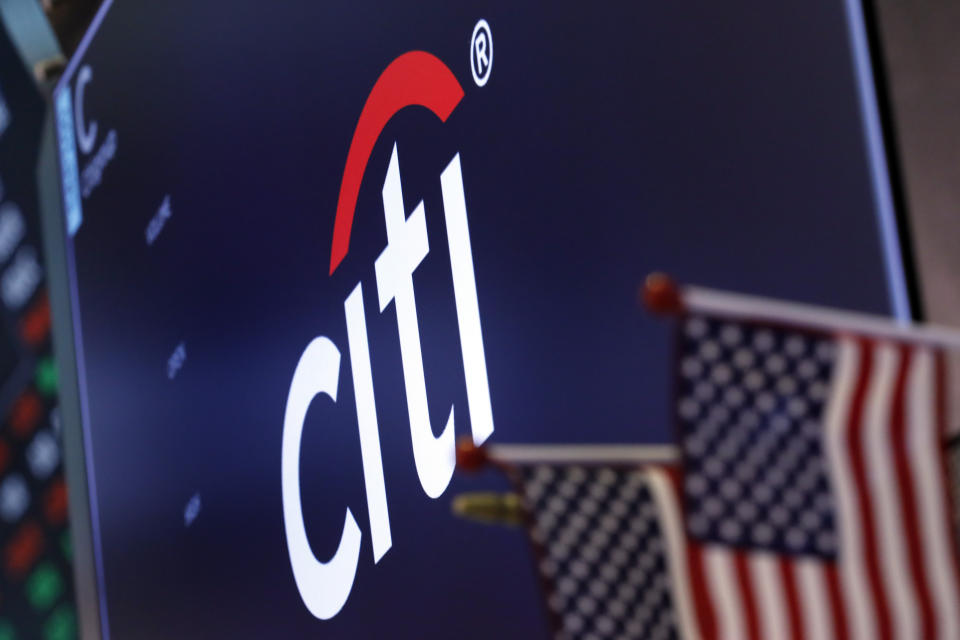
[653,275,960,640]
[455,440,679,639]
[512,459,687,639]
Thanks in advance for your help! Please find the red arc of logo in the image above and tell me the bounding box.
[329,51,465,275]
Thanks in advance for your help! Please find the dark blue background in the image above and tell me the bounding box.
[57,1,896,636]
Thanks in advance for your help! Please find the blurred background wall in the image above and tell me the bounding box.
[876,0,960,326]
[875,0,960,426]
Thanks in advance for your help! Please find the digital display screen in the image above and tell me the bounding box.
[0,20,76,640]
[51,1,909,636]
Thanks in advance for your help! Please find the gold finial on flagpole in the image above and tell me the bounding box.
[451,492,525,527]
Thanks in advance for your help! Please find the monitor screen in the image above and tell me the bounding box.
[47,0,913,636]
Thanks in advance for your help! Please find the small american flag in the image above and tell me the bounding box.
[514,461,689,640]
[665,278,960,640]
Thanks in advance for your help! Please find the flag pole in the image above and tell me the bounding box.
[487,443,678,465]
[641,272,960,351]
[456,436,678,470]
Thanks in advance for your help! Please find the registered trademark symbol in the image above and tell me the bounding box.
[470,19,493,87]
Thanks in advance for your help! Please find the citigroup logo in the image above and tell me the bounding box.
[281,49,495,619]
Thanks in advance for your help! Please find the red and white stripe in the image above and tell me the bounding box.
[644,338,960,639]
[823,338,960,640]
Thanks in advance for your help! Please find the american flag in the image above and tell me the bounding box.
[515,461,690,640]
[672,309,960,640]
[502,282,960,640]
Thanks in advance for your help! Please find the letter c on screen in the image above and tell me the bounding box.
[74,65,98,155]
[281,337,361,619]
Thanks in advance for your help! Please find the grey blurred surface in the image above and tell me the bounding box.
[875,0,960,427]
[875,0,960,325]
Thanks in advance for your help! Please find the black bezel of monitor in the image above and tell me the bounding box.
[858,0,924,321]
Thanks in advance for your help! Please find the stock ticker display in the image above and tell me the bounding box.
[52,1,907,637]
[0,20,75,640]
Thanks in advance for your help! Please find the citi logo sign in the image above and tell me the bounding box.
[281,49,495,619]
